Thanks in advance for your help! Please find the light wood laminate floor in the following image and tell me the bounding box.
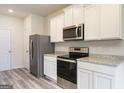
[0,68,61,89]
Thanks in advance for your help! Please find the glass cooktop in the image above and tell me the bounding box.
[57,53,89,60]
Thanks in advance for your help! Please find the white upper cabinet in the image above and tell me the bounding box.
[50,13,64,42]
[73,5,84,25]
[84,5,100,40]
[50,4,123,42]
[100,5,121,39]
[84,4,122,41]
[56,14,64,42]
[64,5,84,27]
[50,17,57,42]
[64,7,73,27]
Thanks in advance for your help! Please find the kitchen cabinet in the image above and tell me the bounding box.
[44,56,57,81]
[50,17,56,42]
[64,5,84,27]
[50,13,64,42]
[93,72,114,89]
[73,5,84,25]
[64,7,73,27]
[78,68,92,89]
[50,4,123,42]
[84,5,100,40]
[84,4,122,40]
[100,5,120,39]
[77,60,124,89]
[78,67,114,89]
[56,14,64,42]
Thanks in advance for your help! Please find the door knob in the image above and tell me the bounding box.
[8,51,12,53]
[26,50,29,53]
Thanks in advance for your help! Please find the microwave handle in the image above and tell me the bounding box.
[76,27,78,37]
[77,24,85,37]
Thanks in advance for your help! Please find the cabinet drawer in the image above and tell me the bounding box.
[44,56,57,62]
[77,61,116,76]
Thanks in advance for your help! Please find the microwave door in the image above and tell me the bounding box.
[63,27,77,39]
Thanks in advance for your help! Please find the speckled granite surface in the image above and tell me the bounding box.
[44,51,68,57]
[77,54,124,67]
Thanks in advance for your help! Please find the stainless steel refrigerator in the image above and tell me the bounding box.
[29,34,54,78]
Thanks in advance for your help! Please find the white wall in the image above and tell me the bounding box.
[0,14,24,69]
[31,14,47,35]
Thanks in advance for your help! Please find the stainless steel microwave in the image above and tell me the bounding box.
[63,24,84,41]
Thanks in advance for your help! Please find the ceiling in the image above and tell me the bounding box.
[0,4,70,18]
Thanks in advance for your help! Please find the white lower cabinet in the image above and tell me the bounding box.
[50,62,57,80]
[93,72,114,89]
[78,68,92,89]
[78,68,114,89]
[44,56,57,81]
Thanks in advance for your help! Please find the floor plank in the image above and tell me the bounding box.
[0,68,61,89]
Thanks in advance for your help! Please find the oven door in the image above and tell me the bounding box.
[57,58,77,84]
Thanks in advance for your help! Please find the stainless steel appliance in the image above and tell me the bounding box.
[63,24,84,40]
[57,47,89,89]
[29,34,54,78]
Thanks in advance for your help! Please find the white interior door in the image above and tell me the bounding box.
[0,30,11,71]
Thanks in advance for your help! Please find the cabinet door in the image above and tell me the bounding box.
[44,56,57,81]
[93,72,114,89]
[73,5,84,25]
[64,8,73,27]
[50,17,57,42]
[50,62,57,81]
[100,5,120,39]
[44,59,50,77]
[77,68,92,89]
[56,14,64,42]
[84,5,100,40]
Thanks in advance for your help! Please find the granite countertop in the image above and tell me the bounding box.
[77,54,124,67]
[44,51,68,57]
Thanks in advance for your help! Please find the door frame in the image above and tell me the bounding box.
[0,27,12,70]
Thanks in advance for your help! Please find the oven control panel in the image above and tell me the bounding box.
[70,47,89,53]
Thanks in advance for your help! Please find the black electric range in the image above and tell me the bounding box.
[57,47,89,89]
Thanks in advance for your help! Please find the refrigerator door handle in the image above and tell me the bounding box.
[32,40,34,60]
[30,40,32,61]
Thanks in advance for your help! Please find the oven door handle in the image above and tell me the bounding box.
[57,58,76,63]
